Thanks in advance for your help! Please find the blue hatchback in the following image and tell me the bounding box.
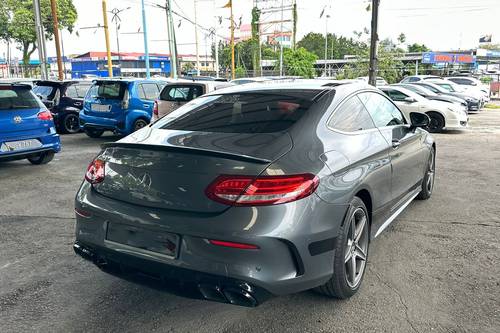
[0,84,61,164]
[79,79,167,137]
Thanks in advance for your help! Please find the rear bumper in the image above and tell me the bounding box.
[0,130,60,160]
[74,182,347,300]
[79,111,126,133]
[74,241,272,307]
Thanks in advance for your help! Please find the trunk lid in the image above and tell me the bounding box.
[84,81,128,119]
[93,127,292,213]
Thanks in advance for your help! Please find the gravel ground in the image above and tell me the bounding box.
[1,108,499,333]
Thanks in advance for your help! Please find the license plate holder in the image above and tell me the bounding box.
[106,222,178,258]
[1,139,42,152]
[91,104,111,112]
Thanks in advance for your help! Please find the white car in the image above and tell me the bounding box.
[379,85,468,133]
[356,76,388,86]
[445,77,490,102]
[427,79,486,106]
[400,75,441,83]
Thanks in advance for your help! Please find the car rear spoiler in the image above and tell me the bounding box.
[100,142,272,164]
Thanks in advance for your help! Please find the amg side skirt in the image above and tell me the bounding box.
[374,189,420,238]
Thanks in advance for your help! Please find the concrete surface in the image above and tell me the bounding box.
[1,109,499,333]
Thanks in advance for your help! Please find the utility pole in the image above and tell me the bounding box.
[279,0,284,76]
[167,0,178,78]
[213,2,220,78]
[224,0,235,80]
[141,0,151,78]
[60,29,67,78]
[324,14,329,77]
[33,0,48,79]
[194,0,200,75]
[49,0,63,80]
[368,0,380,86]
[102,0,113,77]
[110,7,130,63]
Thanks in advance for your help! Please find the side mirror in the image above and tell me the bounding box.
[404,96,417,103]
[409,112,430,129]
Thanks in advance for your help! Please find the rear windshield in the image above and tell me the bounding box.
[32,85,54,99]
[88,81,126,99]
[0,87,42,110]
[157,90,319,133]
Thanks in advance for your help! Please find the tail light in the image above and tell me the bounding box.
[206,173,319,206]
[37,110,53,121]
[85,159,105,184]
[153,100,158,116]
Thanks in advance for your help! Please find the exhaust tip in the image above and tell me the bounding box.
[223,288,258,307]
[198,284,227,303]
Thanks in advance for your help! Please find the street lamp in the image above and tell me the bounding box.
[110,7,131,61]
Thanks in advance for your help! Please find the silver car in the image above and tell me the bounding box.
[74,81,435,307]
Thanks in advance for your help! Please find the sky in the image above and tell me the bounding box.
[2,0,500,60]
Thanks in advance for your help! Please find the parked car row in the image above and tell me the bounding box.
[0,74,488,167]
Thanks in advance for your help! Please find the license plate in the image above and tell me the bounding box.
[1,139,42,152]
[91,104,111,112]
[106,222,178,258]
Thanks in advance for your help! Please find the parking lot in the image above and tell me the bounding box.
[1,108,499,333]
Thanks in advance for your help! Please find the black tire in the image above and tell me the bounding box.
[61,113,80,134]
[84,128,104,138]
[416,147,435,200]
[28,151,55,165]
[426,112,445,133]
[316,196,370,299]
[133,118,148,132]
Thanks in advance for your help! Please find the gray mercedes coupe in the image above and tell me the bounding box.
[74,80,435,307]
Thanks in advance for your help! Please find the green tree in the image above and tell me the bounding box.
[0,0,77,65]
[297,32,367,59]
[407,43,430,53]
[282,47,317,78]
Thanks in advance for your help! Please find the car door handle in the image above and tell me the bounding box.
[143,104,150,108]
[74,102,82,106]
[392,140,401,149]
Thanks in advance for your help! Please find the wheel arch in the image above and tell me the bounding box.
[354,189,372,228]
[425,110,446,127]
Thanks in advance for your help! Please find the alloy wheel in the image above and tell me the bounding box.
[65,114,80,133]
[426,153,435,193]
[344,207,369,288]
[134,119,148,131]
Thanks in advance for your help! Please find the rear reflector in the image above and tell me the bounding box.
[85,159,105,184]
[37,110,53,121]
[206,173,319,206]
[208,239,259,250]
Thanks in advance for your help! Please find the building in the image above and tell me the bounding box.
[178,54,216,73]
[70,51,171,78]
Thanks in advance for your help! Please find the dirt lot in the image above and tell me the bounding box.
[1,108,499,333]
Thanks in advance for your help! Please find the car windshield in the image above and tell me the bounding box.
[32,85,54,100]
[402,84,438,96]
[0,86,43,110]
[89,81,126,99]
[154,90,319,133]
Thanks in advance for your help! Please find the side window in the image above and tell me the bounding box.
[385,89,408,102]
[359,92,406,127]
[65,85,79,98]
[328,95,376,132]
[408,77,419,82]
[191,85,204,99]
[162,86,191,101]
[142,83,160,100]
[137,84,146,99]
[422,84,438,93]
[75,84,91,98]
